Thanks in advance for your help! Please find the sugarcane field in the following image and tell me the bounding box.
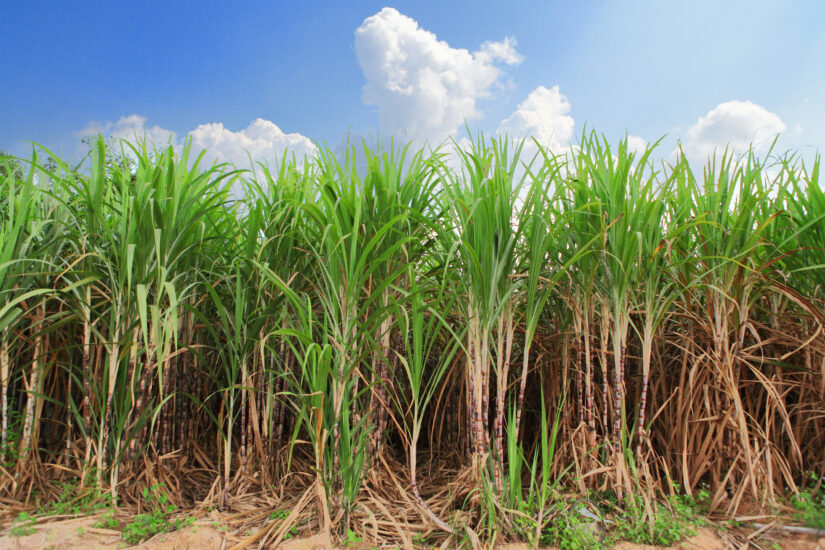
[3,4,825,549]
[0,132,823,549]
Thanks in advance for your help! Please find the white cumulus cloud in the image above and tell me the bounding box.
[354,7,522,145]
[680,100,786,161]
[77,116,316,169]
[497,85,575,153]
[77,114,176,147]
[188,118,316,168]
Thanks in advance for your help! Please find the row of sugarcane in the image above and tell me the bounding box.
[0,133,823,540]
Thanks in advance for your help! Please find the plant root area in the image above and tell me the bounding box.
[2,455,824,549]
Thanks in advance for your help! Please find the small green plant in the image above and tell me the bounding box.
[790,474,825,529]
[268,508,289,521]
[539,501,607,550]
[726,518,744,529]
[344,528,363,546]
[35,478,113,518]
[122,484,194,544]
[282,525,299,540]
[10,511,37,537]
[94,509,120,529]
[612,490,707,546]
[0,411,23,470]
[268,508,298,540]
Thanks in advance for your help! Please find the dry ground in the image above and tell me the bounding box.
[1,518,823,550]
[0,515,224,549]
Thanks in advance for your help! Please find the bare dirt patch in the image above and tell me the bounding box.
[2,520,823,549]
[0,515,225,550]
[612,527,724,549]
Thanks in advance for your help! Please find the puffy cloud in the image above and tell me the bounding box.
[497,85,575,153]
[354,7,522,145]
[77,114,176,147]
[680,100,786,160]
[188,118,316,168]
[77,116,316,169]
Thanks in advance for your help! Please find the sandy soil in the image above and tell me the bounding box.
[502,527,825,549]
[1,519,823,550]
[0,515,225,550]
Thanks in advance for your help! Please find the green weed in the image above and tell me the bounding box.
[539,501,607,550]
[611,490,707,546]
[791,474,825,529]
[268,508,289,521]
[10,511,37,537]
[36,478,113,517]
[267,508,300,540]
[121,483,194,544]
[94,509,120,529]
[0,411,23,469]
[344,528,363,546]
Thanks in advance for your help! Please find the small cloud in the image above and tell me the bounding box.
[76,114,176,147]
[476,37,524,65]
[188,118,316,168]
[497,85,575,153]
[679,100,786,161]
[76,115,315,170]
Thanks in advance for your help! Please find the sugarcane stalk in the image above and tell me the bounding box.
[492,313,505,492]
[370,312,392,455]
[100,330,119,488]
[81,284,92,450]
[19,306,44,466]
[180,350,192,457]
[468,306,485,468]
[613,342,625,453]
[240,357,248,475]
[377,342,394,454]
[481,328,490,450]
[133,326,155,456]
[636,327,653,457]
[600,300,610,438]
[124,327,138,461]
[576,333,584,425]
[585,322,595,439]
[1,332,9,451]
[222,387,232,508]
[165,353,177,454]
[274,370,286,455]
[493,305,513,492]
[65,367,73,454]
[513,336,530,440]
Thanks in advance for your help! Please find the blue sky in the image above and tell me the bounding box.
[2,1,824,166]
